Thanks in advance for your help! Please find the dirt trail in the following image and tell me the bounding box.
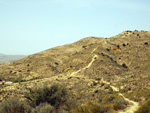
[68,47,98,77]
[1,48,139,113]
[102,79,139,113]
[118,94,139,113]
[68,47,139,113]
[71,47,139,113]
[68,54,98,77]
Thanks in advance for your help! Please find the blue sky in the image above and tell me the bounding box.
[0,0,150,55]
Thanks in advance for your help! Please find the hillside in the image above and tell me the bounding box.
[0,53,25,64]
[0,30,150,113]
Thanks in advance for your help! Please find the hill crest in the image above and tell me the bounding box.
[0,30,150,112]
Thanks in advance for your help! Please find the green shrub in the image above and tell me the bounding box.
[58,110,69,113]
[113,98,126,110]
[70,100,113,113]
[25,84,67,107]
[135,100,150,113]
[122,43,126,47]
[0,98,31,113]
[122,63,128,68]
[117,45,120,49]
[31,103,55,113]
[144,42,149,45]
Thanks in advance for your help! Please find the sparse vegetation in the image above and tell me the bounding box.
[70,100,114,113]
[106,48,110,51]
[25,84,67,107]
[0,31,150,113]
[0,98,31,113]
[135,100,150,113]
[31,103,55,113]
[122,43,126,47]
[113,98,126,110]
[122,63,128,68]
[126,30,132,32]
[117,45,120,49]
[144,42,149,45]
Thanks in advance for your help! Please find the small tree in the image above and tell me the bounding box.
[0,98,31,113]
[25,84,67,107]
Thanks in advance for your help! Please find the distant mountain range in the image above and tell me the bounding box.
[0,53,26,64]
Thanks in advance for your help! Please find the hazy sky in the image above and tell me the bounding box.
[0,0,150,55]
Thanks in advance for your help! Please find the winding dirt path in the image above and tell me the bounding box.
[83,47,139,113]
[68,47,98,77]
[102,79,139,113]
[118,94,139,113]
[1,47,139,113]
[69,47,139,113]
[68,54,98,77]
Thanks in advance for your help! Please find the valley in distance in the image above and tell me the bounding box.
[0,30,150,113]
[0,53,26,64]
